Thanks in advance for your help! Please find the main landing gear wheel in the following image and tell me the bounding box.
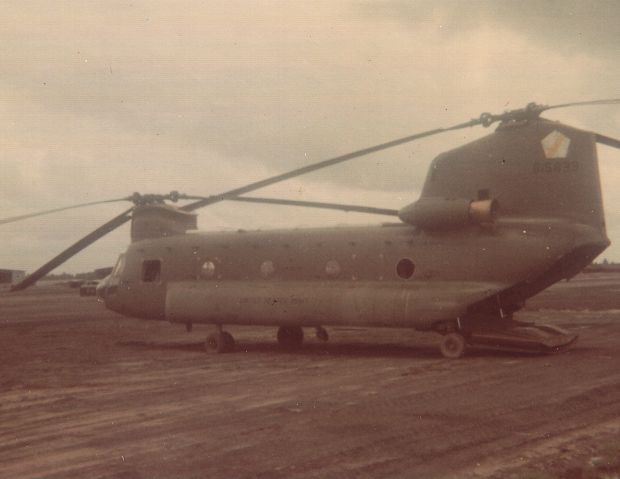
[205,331,235,353]
[440,332,467,359]
[277,326,304,349]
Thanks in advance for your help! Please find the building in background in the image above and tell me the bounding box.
[94,267,113,279]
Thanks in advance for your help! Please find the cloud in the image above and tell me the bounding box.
[1,0,620,272]
[357,0,620,60]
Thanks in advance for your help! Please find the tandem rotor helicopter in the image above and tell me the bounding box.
[4,100,620,358]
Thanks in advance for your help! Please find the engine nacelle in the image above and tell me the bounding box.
[398,198,498,230]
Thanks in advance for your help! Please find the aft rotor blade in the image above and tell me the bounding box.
[181,119,479,212]
[182,99,620,213]
[228,196,399,216]
[596,133,620,150]
[545,98,620,111]
[0,198,129,226]
[11,208,133,292]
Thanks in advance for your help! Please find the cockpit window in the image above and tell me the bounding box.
[111,254,126,277]
[142,259,161,283]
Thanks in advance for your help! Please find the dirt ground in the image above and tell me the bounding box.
[2,274,620,479]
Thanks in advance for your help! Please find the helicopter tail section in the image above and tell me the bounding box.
[422,117,608,239]
[421,117,610,308]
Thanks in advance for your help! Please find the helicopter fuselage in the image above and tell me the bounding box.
[7,104,619,357]
[100,216,607,332]
[89,116,617,356]
[99,118,612,337]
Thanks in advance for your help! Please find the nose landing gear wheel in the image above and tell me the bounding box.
[440,332,467,359]
[277,326,304,349]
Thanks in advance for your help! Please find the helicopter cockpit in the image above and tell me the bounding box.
[96,253,125,302]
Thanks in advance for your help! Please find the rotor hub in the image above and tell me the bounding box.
[478,102,547,128]
[129,191,187,205]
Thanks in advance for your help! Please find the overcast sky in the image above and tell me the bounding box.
[1,0,620,274]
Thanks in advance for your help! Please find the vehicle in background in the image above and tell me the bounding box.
[79,280,99,296]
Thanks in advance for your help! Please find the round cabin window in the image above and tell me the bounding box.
[200,260,216,279]
[260,260,275,278]
[325,259,341,278]
[396,258,415,279]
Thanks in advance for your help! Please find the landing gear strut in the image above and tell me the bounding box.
[205,328,235,353]
[277,326,304,349]
[315,326,329,342]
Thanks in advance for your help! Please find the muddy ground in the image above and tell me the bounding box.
[2,273,620,479]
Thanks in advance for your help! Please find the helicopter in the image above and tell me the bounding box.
[4,100,620,358]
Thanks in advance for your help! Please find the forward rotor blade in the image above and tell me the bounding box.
[228,196,399,216]
[11,208,133,292]
[0,198,129,226]
[181,118,479,212]
[595,133,620,150]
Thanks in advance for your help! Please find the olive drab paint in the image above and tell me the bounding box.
[8,101,619,357]
[98,115,612,356]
